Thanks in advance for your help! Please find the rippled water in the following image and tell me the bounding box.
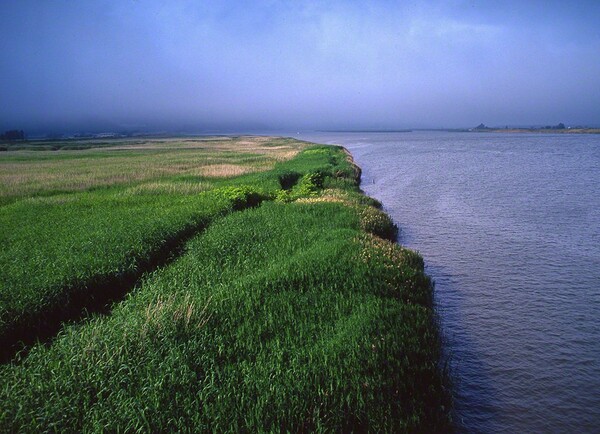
[299,131,600,432]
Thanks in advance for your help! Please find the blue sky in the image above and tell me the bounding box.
[1,0,599,133]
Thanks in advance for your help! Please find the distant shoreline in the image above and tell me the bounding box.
[316,129,412,133]
[465,128,600,134]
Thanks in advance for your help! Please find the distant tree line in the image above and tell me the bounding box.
[0,130,26,141]
[474,123,567,131]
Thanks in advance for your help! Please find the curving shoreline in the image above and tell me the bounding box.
[0,138,451,432]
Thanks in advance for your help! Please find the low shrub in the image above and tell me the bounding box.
[358,205,399,241]
[209,185,269,210]
[277,170,302,190]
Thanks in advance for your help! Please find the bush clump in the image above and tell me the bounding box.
[358,205,399,241]
[277,170,302,190]
[275,171,325,203]
[209,186,268,210]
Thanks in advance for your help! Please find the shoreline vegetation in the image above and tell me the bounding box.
[0,137,451,432]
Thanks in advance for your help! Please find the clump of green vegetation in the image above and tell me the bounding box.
[276,170,302,190]
[0,137,450,432]
[358,205,399,241]
[275,171,324,203]
[208,185,269,210]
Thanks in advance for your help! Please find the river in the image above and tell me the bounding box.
[298,131,600,433]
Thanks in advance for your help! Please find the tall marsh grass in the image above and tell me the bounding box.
[0,140,348,357]
[0,201,449,432]
[0,137,450,431]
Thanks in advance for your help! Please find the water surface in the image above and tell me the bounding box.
[299,131,600,432]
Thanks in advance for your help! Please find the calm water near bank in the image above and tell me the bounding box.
[300,131,600,432]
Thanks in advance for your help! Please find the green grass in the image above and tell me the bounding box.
[0,188,256,350]
[0,138,356,355]
[0,136,450,431]
[0,138,304,349]
[0,136,301,205]
[0,201,448,432]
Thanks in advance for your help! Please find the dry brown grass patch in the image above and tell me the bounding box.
[196,164,254,178]
[0,136,308,199]
[296,189,358,206]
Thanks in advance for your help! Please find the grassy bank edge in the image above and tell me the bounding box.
[1,143,452,432]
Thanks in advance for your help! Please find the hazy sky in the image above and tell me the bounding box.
[1,0,599,133]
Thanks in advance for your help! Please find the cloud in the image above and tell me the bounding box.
[1,0,599,132]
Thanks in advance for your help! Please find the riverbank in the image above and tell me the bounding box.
[315,130,600,432]
[0,137,450,431]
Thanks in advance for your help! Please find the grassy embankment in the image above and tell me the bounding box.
[0,137,450,432]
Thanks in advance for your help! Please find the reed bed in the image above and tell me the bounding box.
[0,137,450,432]
[1,201,449,432]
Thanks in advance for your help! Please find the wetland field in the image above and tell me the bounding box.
[0,136,449,432]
